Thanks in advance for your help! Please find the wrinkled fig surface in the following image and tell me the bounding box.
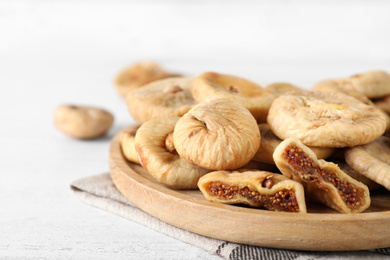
[135,117,209,189]
[191,72,275,123]
[126,77,196,123]
[349,70,390,99]
[54,105,113,139]
[267,91,387,147]
[345,136,390,191]
[173,99,260,170]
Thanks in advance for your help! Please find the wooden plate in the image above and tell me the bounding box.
[109,132,390,251]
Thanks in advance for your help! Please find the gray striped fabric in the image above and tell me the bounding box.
[71,173,390,260]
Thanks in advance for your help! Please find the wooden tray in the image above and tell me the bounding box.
[109,132,390,251]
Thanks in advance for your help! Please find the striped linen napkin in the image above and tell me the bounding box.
[70,173,390,260]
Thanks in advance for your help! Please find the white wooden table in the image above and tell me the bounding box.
[1,1,389,259]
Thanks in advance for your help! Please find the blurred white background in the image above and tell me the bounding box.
[1,1,390,259]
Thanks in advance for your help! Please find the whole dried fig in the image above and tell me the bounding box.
[313,79,372,105]
[267,91,387,147]
[134,117,209,189]
[126,77,196,124]
[349,70,390,99]
[345,136,390,191]
[114,61,180,98]
[191,72,275,123]
[54,105,113,139]
[173,99,260,170]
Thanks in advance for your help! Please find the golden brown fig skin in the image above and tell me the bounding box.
[345,136,390,191]
[173,99,260,170]
[349,70,390,99]
[135,117,209,190]
[126,77,196,124]
[191,72,275,123]
[120,125,141,164]
[267,91,387,147]
[53,104,114,139]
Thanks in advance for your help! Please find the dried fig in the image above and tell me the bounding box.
[126,77,196,124]
[267,91,387,147]
[53,105,113,139]
[265,82,304,97]
[191,72,275,123]
[253,123,335,165]
[198,170,307,213]
[345,136,390,191]
[173,99,260,170]
[349,70,390,99]
[114,61,180,98]
[134,117,209,189]
[313,79,372,105]
[273,138,371,213]
[120,125,140,164]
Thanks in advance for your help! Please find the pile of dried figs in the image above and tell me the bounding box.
[57,61,390,214]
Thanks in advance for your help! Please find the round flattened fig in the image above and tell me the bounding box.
[265,82,304,98]
[345,136,390,191]
[173,99,261,170]
[267,91,387,147]
[349,70,390,99]
[191,72,275,123]
[253,124,335,165]
[120,125,140,164]
[53,105,114,139]
[313,79,372,105]
[114,61,180,98]
[126,77,197,124]
[134,117,209,190]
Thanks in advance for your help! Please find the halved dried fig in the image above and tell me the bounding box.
[345,136,390,191]
[273,138,371,213]
[253,124,335,165]
[198,170,307,213]
[173,99,260,170]
[126,77,196,124]
[191,72,275,122]
[335,161,382,191]
[134,117,209,189]
[114,61,180,98]
[267,91,387,147]
[120,125,140,164]
[265,82,304,97]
